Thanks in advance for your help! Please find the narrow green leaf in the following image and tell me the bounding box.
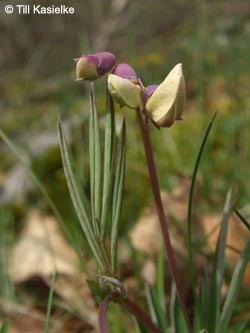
[226,243,241,255]
[240,318,250,333]
[58,119,106,272]
[170,284,188,333]
[218,239,250,332]
[193,303,202,333]
[0,322,9,333]
[198,221,221,249]
[234,209,250,231]
[0,129,62,231]
[187,112,217,294]
[170,283,176,333]
[215,189,232,316]
[156,245,165,309]
[89,83,102,235]
[0,127,81,259]
[110,119,126,272]
[0,209,14,299]
[207,259,217,332]
[146,284,168,333]
[1,129,92,277]
[101,88,115,239]
[195,270,209,331]
[208,189,231,333]
[45,271,56,333]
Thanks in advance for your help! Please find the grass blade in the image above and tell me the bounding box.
[0,322,9,333]
[193,270,208,332]
[0,128,79,253]
[44,271,56,333]
[187,112,217,293]
[207,189,231,333]
[146,283,168,333]
[240,318,250,333]
[89,83,102,235]
[101,88,115,239]
[110,119,126,272]
[0,209,14,300]
[218,238,250,332]
[234,209,250,231]
[215,189,232,316]
[156,245,165,309]
[58,118,107,272]
[0,128,63,227]
[170,284,188,333]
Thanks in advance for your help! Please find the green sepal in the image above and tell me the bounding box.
[86,279,107,300]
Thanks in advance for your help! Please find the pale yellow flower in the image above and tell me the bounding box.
[145,64,185,127]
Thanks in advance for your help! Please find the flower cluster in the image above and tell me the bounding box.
[75,51,185,128]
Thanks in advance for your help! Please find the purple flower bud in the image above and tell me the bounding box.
[144,84,158,103]
[75,51,116,81]
[112,63,137,80]
[96,52,116,76]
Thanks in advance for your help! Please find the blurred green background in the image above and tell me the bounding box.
[0,0,250,329]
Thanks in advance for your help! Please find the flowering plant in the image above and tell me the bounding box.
[58,51,250,333]
[0,50,248,333]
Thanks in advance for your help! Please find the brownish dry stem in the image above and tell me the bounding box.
[136,108,192,332]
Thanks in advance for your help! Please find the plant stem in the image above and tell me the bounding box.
[136,108,192,332]
[123,297,161,333]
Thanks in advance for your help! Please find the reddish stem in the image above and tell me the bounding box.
[123,297,161,333]
[136,108,192,332]
[99,294,116,333]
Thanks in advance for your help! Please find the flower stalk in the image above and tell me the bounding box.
[136,108,192,332]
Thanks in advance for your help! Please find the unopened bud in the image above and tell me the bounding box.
[108,63,142,109]
[113,63,138,80]
[143,84,158,103]
[75,51,115,81]
[108,74,142,109]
